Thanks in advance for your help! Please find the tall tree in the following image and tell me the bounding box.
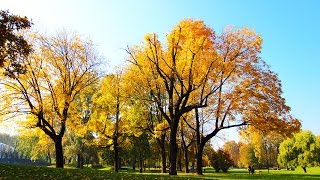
[0,31,101,168]
[0,10,32,75]
[126,19,218,175]
[126,19,300,175]
[189,26,300,175]
[90,71,130,172]
[66,85,97,168]
[238,143,258,168]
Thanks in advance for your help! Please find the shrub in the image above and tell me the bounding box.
[211,149,234,172]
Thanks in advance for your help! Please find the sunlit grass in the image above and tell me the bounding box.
[1,164,320,179]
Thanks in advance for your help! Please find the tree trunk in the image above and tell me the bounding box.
[178,148,182,171]
[77,153,84,169]
[302,166,307,173]
[118,156,121,169]
[114,91,120,172]
[192,160,195,172]
[114,137,119,172]
[157,135,167,173]
[80,143,84,168]
[195,107,202,175]
[168,125,178,175]
[139,151,143,173]
[184,147,189,173]
[196,144,204,175]
[132,157,136,171]
[54,136,64,168]
[77,154,81,168]
[161,145,167,173]
[47,152,52,165]
[181,122,190,173]
[76,142,84,169]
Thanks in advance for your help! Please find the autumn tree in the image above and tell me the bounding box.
[238,143,258,168]
[223,140,241,167]
[126,19,300,175]
[65,85,97,168]
[17,128,54,164]
[90,71,132,172]
[0,31,101,168]
[0,10,32,75]
[241,126,296,172]
[191,26,301,174]
[126,19,218,175]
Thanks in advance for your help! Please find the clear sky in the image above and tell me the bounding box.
[1,0,319,138]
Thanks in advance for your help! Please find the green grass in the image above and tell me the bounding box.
[0,164,320,179]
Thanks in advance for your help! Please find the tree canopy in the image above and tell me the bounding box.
[278,130,319,172]
[126,19,301,175]
[0,31,101,168]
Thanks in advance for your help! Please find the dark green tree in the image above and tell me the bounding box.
[211,149,234,172]
[128,133,151,173]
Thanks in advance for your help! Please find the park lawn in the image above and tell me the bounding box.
[201,167,320,179]
[1,164,320,180]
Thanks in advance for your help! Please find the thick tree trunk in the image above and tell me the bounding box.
[114,137,119,172]
[196,144,204,175]
[54,136,64,168]
[168,125,178,175]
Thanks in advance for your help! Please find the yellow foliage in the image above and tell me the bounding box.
[154,121,169,138]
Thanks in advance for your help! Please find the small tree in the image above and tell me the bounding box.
[223,141,240,167]
[211,149,234,172]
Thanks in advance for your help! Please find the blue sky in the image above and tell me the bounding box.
[2,0,319,137]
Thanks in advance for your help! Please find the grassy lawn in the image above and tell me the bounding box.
[0,164,320,179]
